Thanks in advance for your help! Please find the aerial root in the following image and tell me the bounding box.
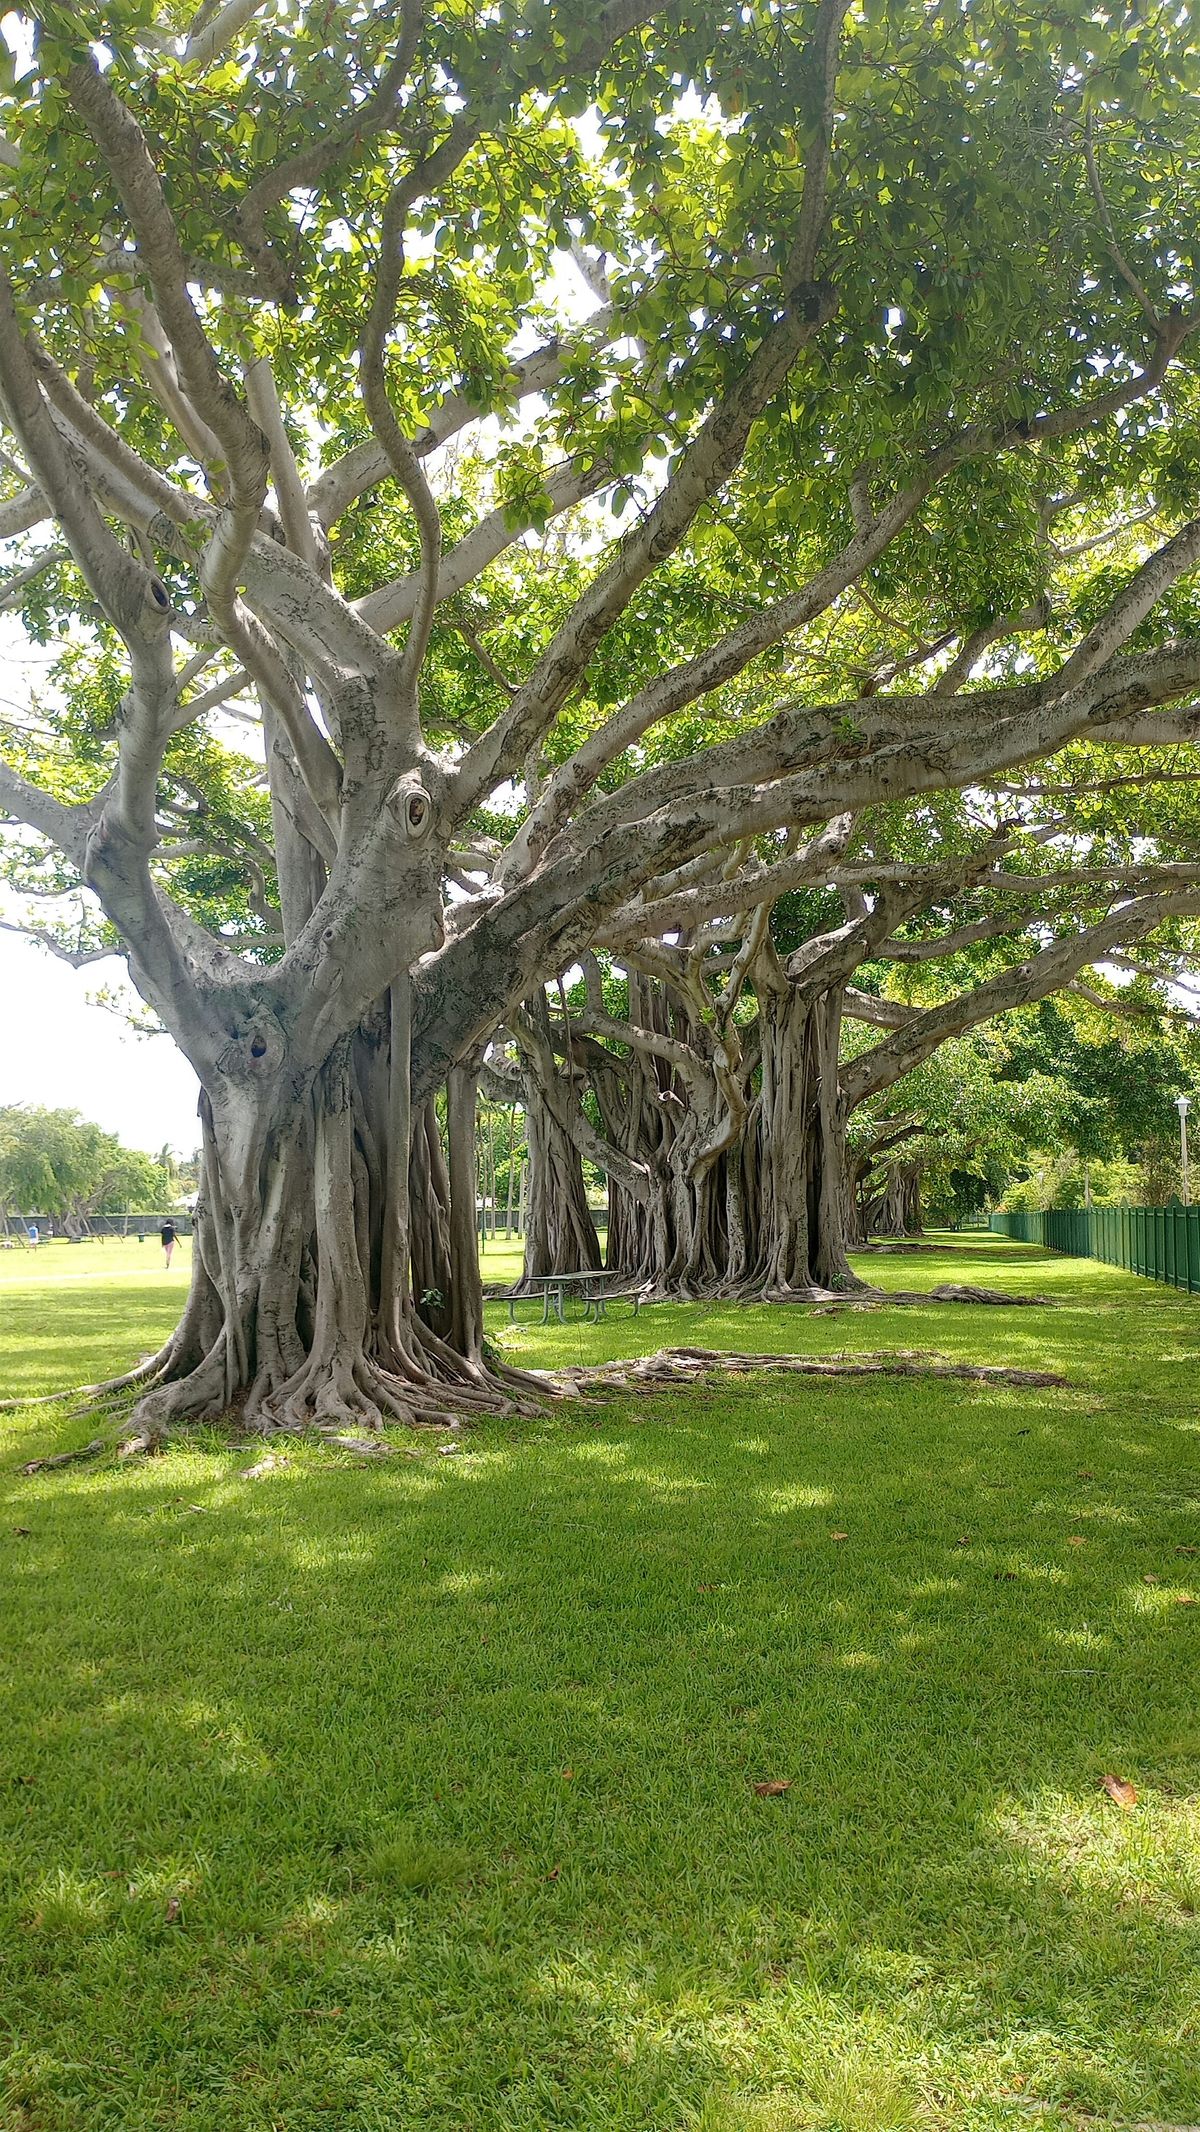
[551,1346,1068,1392]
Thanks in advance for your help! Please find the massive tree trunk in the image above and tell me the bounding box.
[577,969,861,1301]
[518,1079,602,1286]
[740,982,862,1298]
[588,971,730,1296]
[857,1158,924,1240]
[125,993,544,1443]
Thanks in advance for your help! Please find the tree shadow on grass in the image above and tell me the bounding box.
[3,1355,1200,2131]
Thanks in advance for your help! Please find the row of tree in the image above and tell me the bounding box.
[0,1108,193,1231]
[3,0,1200,1431]
[499,785,1200,1295]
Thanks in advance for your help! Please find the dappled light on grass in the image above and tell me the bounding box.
[2,1236,1200,2127]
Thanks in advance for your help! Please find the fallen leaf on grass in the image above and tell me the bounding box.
[1078,1468,1095,1480]
[13,1526,30,1537]
[752,1780,791,1797]
[1176,1595,1196,1607]
[829,1530,849,1542]
[1067,1535,1087,1545]
[1177,1545,1198,1556]
[164,1896,182,1923]
[1101,1773,1138,1809]
[561,1768,574,1781]
[546,1866,560,1882]
[953,1535,971,1547]
[1144,1574,1161,1585]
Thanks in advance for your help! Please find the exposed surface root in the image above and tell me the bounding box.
[811,1282,1052,1312]
[632,1280,1053,1309]
[107,1329,553,1449]
[928,1282,1052,1306]
[17,1338,1067,1472]
[18,1436,108,1475]
[0,1345,174,1413]
[553,1345,1068,1392]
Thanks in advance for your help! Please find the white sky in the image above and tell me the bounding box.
[0,929,201,1154]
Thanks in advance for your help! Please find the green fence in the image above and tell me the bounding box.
[990,1205,1200,1293]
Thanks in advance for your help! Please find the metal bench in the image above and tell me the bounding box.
[506,1271,641,1324]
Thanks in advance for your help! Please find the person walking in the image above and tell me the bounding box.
[160,1219,177,1269]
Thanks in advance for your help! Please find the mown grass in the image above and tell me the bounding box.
[2,1236,1199,2130]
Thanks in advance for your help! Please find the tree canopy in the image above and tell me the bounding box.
[0,1104,171,1222]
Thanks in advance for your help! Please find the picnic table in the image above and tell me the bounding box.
[507,1270,640,1325]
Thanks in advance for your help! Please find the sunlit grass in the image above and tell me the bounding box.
[2,1235,1200,2128]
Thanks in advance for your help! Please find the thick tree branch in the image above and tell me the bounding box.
[67,56,270,601]
[841,890,1200,1107]
[307,308,618,529]
[356,456,610,635]
[236,0,427,295]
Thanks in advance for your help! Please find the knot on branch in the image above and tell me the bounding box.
[789,280,838,327]
[215,1013,287,1083]
[386,775,435,843]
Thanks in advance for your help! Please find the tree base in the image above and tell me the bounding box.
[109,1317,555,1454]
[15,1337,1068,1473]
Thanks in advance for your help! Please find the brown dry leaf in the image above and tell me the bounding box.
[753,1779,791,1797]
[165,1896,182,1923]
[1176,1595,1197,1607]
[1067,1535,1087,1546]
[13,1526,31,1537]
[1144,1574,1161,1585]
[1101,1773,1138,1809]
[1177,1545,1198,1556]
[1077,1469,1094,1480]
[830,1530,849,1542]
[546,1865,561,1882]
[561,1767,575,1781]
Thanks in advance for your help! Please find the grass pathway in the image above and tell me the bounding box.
[2,1237,1199,2130]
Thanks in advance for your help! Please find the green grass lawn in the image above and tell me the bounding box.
[2,1236,1199,2130]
